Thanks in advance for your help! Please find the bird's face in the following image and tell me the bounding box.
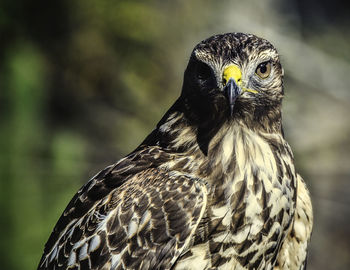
[182,33,284,120]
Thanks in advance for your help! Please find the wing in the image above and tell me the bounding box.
[274,174,313,270]
[38,149,207,270]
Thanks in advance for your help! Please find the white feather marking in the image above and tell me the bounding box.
[127,215,139,238]
[172,127,195,149]
[67,251,76,266]
[72,238,85,249]
[217,257,245,270]
[159,114,180,133]
[111,253,122,269]
[245,195,262,218]
[212,205,228,218]
[222,211,232,227]
[67,226,75,238]
[173,243,210,269]
[89,235,101,252]
[249,218,264,236]
[78,242,88,260]
[231,225,250,244]
[49,246,58,262]
[213,232,230,243]
[221,127,234,168]
[234,129,246,172]
[244,193,264,236]
[212,204,232,227]
[293,219,307,240]
[139,210,151,228]
[97,207,119,233]
[270,192,287,217]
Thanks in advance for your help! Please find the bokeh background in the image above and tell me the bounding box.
[1,0,350,269]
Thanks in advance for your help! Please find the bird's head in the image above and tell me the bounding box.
[181,33,284,125]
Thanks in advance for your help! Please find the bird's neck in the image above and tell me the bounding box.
[142,98,284,155]
[232,101,284,135]
[138,99,291,198]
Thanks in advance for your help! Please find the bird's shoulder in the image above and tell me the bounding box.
[38,145,208,269]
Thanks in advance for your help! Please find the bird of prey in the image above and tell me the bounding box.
[38,33,313,270]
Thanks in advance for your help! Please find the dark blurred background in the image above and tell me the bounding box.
[1,0,350,269]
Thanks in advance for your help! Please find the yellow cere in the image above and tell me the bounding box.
[223,65,242,86]
[223,65,259,94]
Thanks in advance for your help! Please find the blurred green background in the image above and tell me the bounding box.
[1,0,350,269]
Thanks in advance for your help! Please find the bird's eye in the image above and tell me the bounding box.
[196,61,212,80]
[255,61,271,79]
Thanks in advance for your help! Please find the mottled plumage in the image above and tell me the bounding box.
[38,33,313,270]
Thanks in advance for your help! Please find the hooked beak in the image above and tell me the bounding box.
[224,78,242,116]
[222,64,258,116]
[223,65,243,116]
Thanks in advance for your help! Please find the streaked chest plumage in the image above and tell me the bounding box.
[173,124,297,270]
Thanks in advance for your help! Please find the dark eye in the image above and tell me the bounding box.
[256,61,271,79]
[196,61,212,80]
